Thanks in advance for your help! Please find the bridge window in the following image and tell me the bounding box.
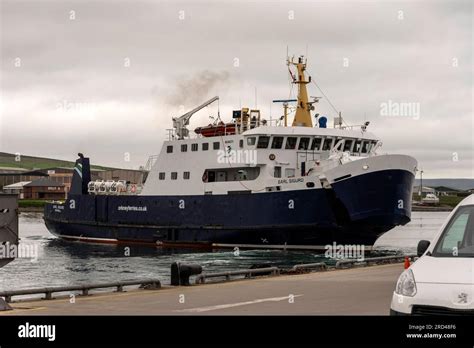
[202,143,209,151]
[166,146,173,153]
[285,137,297,149]
[361,141,370,153]
[213,142,220,150]
[191,144,198,151]
[181,144,188,152]
[171,172,178,180]
[247,137,256,146]
[271,136,284,149]
[257,136,270,149]
[183,172,190,180]
[159,172,165,180]
[298,137,310,150]
[343,139,353,152]
[353,140,362,154]
[311,137,322,151]
[322,137,333,151]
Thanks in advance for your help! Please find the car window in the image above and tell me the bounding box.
[434,205,474,257]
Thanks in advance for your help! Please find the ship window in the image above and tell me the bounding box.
[171,172,178,180]
[361,141,370,153]
[271,136,284,149]
[203,167,260,182]
[257,136,270,149]
[183,171,190,180]
[213,142,220,150]
[166,146,173,153]
[311,137,322,151]
[285,168,295,178]
[298,137,310,150]
[181,144,188,152]
[343,139,353,152]
[322,137,333,151]
[285,137,297,149]
[159,172,165,180]
[202,143,209,151]
[370,141,378,152]
[207,171,215,182]
[353,140,362,154]
[216,171,227,182]
[239,139,243,148]
[191,144,198,152]
[247,137,256,146]
[274,166,282,178]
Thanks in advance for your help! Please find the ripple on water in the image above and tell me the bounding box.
[0,212,448,291]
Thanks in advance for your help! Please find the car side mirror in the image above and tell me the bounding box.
[417,240,431,257]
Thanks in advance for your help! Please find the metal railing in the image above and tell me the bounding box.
[291,262,327,271]
[335,255,417,269]
[0,279,161,303]
[195,267,280,284]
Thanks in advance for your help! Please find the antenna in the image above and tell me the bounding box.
[255,86,257,108]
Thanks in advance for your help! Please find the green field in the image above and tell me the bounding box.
[18,199,49,208]
[0,152,113,171]
[438,195,466,207]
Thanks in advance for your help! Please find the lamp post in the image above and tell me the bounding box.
[419,170,424,198]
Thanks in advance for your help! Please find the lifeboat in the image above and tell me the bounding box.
[194,122,236,137]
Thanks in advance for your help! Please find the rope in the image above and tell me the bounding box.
[308,70,350,128]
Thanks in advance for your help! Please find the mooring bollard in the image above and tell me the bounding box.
[171,262,202,286]
[0,298,12,311]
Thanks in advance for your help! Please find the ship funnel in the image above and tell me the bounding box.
[69,153,91,195]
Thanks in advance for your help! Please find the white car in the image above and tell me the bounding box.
[390,194,474,315]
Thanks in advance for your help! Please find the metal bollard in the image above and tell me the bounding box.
[171,262,203,286]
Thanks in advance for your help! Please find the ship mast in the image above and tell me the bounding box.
[288,56,313,127]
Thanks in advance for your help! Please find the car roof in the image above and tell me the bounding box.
[458,194,474,206]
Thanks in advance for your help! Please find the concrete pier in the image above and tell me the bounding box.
[0,263,404,315]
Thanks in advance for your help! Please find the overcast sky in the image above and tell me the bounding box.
[0,0,472,178]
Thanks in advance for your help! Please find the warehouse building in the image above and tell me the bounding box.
[22,178,65,200]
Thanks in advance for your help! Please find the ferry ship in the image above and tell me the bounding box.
[44,56,417,248]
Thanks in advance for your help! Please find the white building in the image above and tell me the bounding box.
[2,181,31,198]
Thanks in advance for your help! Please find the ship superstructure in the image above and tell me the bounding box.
[44,56,417,247]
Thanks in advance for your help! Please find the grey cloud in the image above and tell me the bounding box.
[0,0,472,177]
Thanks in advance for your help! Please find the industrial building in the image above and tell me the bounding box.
[22,178,65,200]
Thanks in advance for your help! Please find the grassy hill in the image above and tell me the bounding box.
[414,178,474,191]
[0,152,114,171]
